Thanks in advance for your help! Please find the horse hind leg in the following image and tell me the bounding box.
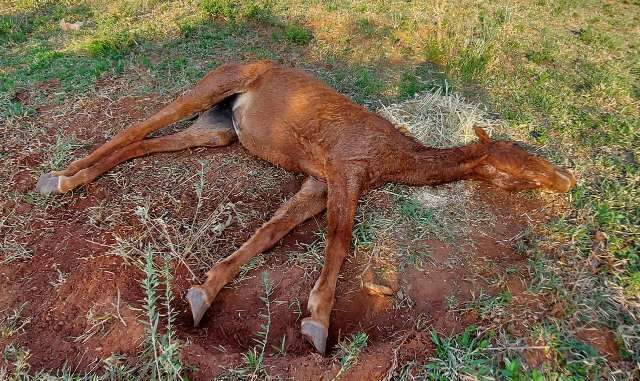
[36,107,237,194]
[48,61,270,178]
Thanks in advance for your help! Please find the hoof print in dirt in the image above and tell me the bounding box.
[35,172,61,194]
[301,318,328,355]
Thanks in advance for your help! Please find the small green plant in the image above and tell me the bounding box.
[404,249,432,270]
[527,255,562,293]
[86,31,136,58]
[500,357,544,381]
[398,197,434,225]
[103,353,139,380]
[527,323,608,379]
[456,48,490,82]
[445,294,458,310]
[0,303,31,340]
[397,71,428,100]
[355,17,376,37]
[352,214,377,248]
[201,0,239,19]
[353,67,383,98]
[284,24,312,45]
[424,38,445,64]
[333,331,368,380]
[287,233,325,279]
[234,255,266,284]
[73,305,116,343]
[271,334,286,356]
[1,344,31,377]
[423,325,493,380]
[469,290,512,318]
[48,135,85,171]
[230,271,273,379]
[140,249,184,380]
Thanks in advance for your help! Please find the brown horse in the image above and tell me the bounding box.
[36,60,575,354]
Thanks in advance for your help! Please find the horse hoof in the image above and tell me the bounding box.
[35,172,61,194]
[187,287,211,327]
[301,318,328,354]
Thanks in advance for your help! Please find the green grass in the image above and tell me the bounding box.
[469,290,512,319]
[423,326,493,380]
[333,331,368,380]
[1,0,638,379]
[283,23,312,45]
[403,249,432,271]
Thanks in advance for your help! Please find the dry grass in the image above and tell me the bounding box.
[380,90,499,233]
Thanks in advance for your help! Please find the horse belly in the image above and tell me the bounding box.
[232,111,301,172]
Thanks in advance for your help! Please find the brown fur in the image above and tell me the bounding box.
[36,60,576,354]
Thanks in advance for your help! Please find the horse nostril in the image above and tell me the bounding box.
[553,168,576,192]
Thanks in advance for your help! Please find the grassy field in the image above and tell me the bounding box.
[1,0,639,379]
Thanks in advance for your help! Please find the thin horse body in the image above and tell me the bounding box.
[36,60,575,354]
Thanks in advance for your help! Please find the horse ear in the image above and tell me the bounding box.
[474,126,491,144]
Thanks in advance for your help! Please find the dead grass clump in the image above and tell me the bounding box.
[376,90,500,238]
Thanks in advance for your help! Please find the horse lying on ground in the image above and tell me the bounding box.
[36,60,576,354]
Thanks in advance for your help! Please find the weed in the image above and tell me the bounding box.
[526,38,555,65]
[403,249,433,270]
[289,297,302,321]
[201,0,239,19]
[333,331,368,380]
[456,48,490,82]
[445,295,458,311]
[140,248,184,380]
[73,306,116,343]
[527,323,609,379]
[423,38,445,64]
[353,67,383,99]
[234,254,266,285]
[527,255,562,293]
[0,303,31,340]
[352,212,377,248]
[469,290,512,319]
[501,357,544,381]
[103,353,139,380]
[86,31,136,58]
[284,24,312,45]
[398,196,434,225]
[229,271,274,379]
[287,235,325,279]
[422,326,493,380]
[47,135,86,171]
[1,344,31,377]
[398,71,428,100]
[397,64,451,99]
[271,334,286,356]
[355,17,376,37]
[111,195,237,276]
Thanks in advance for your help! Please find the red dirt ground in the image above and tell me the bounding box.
[0,90,597,380]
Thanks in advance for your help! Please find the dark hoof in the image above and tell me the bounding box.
[35,172,60,194]
[301,318,328,354]
[187,287,211,327]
